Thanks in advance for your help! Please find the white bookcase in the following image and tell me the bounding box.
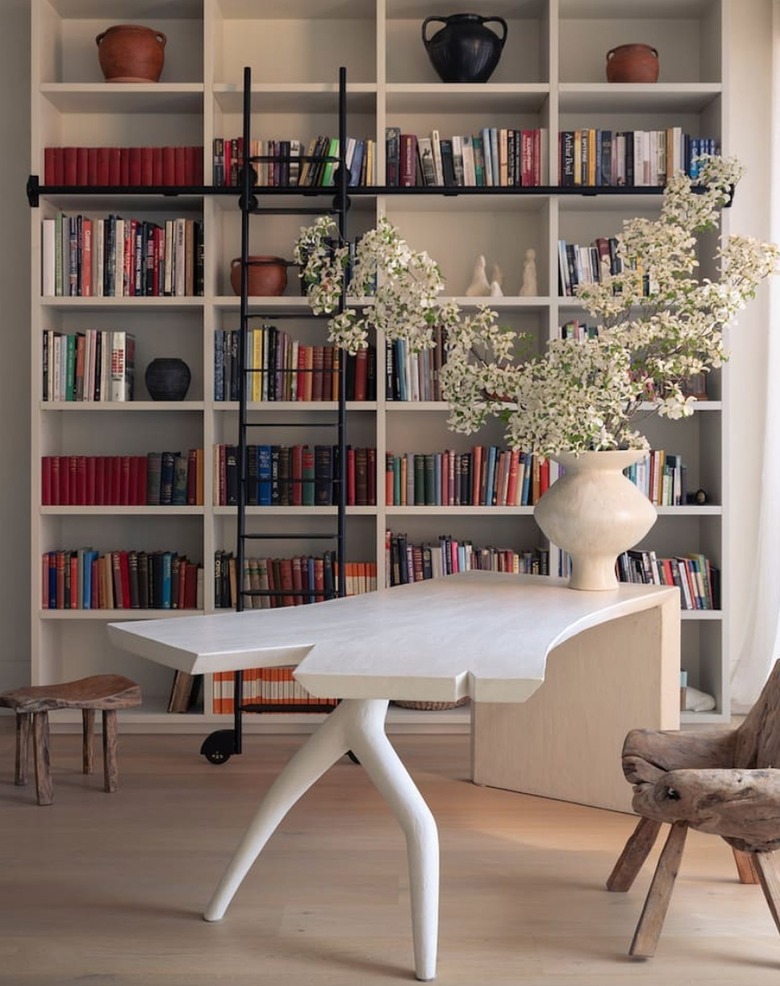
[30,0,730,731]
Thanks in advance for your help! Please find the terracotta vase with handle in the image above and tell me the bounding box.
[96,25,167,83]
[534,450,657,591]
[605,43,659,83]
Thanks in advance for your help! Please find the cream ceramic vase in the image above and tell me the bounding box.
[534,450,657,591]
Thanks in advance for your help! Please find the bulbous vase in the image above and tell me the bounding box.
[96,25,167,83]
[533,450,657,591]
[422,14,508,84]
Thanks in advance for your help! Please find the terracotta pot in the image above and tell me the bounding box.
[96,25,166,83]
[230,256,288,296]
[605,43,659,83]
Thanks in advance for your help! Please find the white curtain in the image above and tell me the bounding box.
[730,1,780,710]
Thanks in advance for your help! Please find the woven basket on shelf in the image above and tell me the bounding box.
[392,697,470,711]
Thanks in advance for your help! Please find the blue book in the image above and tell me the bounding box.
[161,552,172,609]
[257,444,272,505]
[485,445,497,505]
[520,451,532,506]
[214,330,225,401]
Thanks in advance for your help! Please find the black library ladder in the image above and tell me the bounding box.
[200,66,351,765]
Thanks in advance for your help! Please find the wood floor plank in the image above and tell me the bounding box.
[0,725,778,984]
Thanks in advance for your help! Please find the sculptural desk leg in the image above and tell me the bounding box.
[203,698,440,982]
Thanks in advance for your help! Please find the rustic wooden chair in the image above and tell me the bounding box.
[0,674,141,805]
[606,659,780,958]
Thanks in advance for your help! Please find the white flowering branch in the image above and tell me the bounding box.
[295,160,779,457]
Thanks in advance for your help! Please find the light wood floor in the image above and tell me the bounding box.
[1,723,778,985]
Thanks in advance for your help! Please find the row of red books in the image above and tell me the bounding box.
[44,146,204,187]
[41,451,204,506]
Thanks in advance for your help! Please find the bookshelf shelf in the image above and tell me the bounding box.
[29,0,733,729]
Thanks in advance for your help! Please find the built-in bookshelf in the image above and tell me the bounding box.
[30,0,731,729]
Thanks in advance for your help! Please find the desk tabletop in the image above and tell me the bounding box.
[109,573,678,704]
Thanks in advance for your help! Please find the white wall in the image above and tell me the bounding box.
[0,0,31,688]
[725,0,774,679]
[0,0,772,701]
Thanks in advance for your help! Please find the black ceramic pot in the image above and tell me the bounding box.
[422,14,508,84]
[145,357,191,401]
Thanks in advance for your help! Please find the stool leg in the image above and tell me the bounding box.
[733,848,760,884]
[32,711,53,806]
[754,852,780,936]
[15,712,31,786]
[629,821,688,958]
[607,816,663,892]
[82,708,95,775]
[102,709,118,793]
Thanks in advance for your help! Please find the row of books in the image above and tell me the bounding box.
[212,667,339,715]
[557,235,624,296]
[385,531,550,587]
[214,135,376,188]
[214,328,376,402]
[560,319,599,341]
[616,549,720,611]
[387,127,545,188]
[43,145,204,188]
[211,550,376,714]
[385,448,550,508]
[214,549,377,610]
[558,130,719,187]
[624,451,687,507]
[213,443,376,507]
[41,450,204,507]
[386,331,448,402]
[43,329,135,403]
[42,548,203,611]
[41,214,204,298]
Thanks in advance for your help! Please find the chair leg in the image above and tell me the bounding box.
[754,852,780,935]
[629,821,688,958]
[607,816,663,892]
[82,708,95,775]
[733,848,760,885]
[102,709,118,793]
[14,712,30,785]
[32,711,54,806]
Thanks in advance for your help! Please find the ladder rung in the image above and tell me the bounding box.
[240,532,339,540]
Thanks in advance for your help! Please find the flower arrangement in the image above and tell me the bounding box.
[442,154,780,455]
[294,156,779,456]
[294,214,463,352]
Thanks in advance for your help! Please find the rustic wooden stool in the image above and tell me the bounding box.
[606,658,780,958]
[0,674,142,805]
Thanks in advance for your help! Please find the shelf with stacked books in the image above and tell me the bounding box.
[27,0,733,728]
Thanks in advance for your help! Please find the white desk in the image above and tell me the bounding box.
[109,572,680,982]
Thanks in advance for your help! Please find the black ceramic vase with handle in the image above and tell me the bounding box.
[422,14,508,83]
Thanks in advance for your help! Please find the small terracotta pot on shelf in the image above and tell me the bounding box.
[605,43,659,83]
[96,24,167,83]
[230,256,289,297]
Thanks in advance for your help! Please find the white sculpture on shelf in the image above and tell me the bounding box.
[465,254,491,297]
[519,248,538,297]
[489,263,504,297]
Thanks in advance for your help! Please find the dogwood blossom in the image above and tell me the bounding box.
[295,158,779,456]
[442,155,780,455]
